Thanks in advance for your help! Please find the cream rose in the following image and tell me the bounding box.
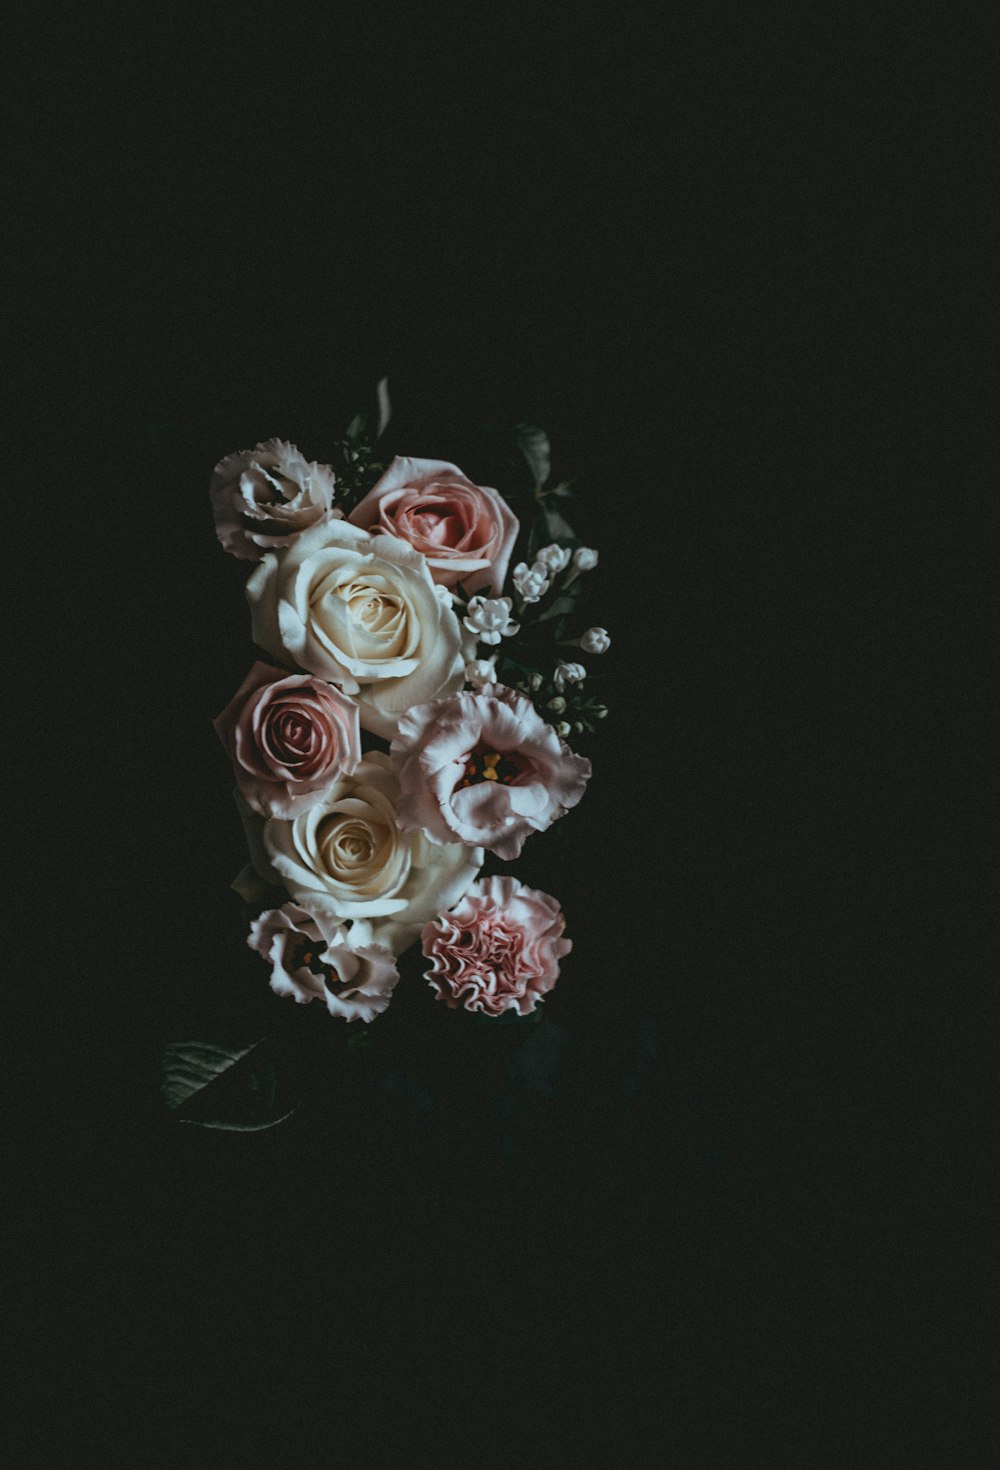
[237,751,482,956]
[246,519,471,740]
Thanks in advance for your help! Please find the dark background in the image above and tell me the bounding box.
[10,8,991,1463]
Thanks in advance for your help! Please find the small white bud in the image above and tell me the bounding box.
[512,561,550,603]
[547,696,566,713]
[553,660,586,692]
[580,626,610,654]
[534,543,572,574]
[555,721,572,739]
[465,657,498,689]
[573,546,599,571]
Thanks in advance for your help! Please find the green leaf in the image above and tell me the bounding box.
[527,503,577,563]
[344,376,391,445]
[514,423,551,491]
[536,591,581,624]
[161,1039,299,1131]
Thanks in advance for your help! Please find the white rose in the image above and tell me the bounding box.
[237,751,482,956]
[580,626,610,654]
[534,543,572,574]
[246,518,471,740]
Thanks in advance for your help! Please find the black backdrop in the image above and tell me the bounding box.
[10,9,990,1464]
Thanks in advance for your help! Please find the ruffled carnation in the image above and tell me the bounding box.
[248,902,399,1022]
[348,456,519,595]
[391,684,591,861]
[213,662,361,818]
[209,439,339,561]
[422,875,571,1016]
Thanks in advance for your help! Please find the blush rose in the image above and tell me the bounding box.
[390,684,591,861]
[422,875,571,1016]
[213,662,361,818]
[347,456,519,596]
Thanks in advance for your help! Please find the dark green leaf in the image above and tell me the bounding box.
[514,423,551,491]
[161,1038,300,1131]
[536,592,581,624]
[344,376,391,445]
[527,503,577,562]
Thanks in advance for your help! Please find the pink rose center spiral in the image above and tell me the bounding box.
[260,697,332,772]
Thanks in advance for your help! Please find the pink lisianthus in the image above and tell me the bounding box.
[347,456,518,595]
[209,439,340,561]
[422,875,571,1016]
[214,662,361,818]
[390,684,591,860]
[248,902,400,1023]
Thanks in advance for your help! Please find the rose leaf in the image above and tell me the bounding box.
[161,1038,300,1131]
[514,422,552,492]
[344,376,391,446]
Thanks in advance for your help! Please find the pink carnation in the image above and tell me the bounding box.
[214,662,361,818]
[422,876,571,1016]
[348,455,518,595]
[391,684,591,860]
[248,902,399,1023]
[210,438,340,561]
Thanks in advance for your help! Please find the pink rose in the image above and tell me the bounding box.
[391,684,591,861]
[422,875,571,1016]
[348,455,518,595]
[248,902,400,1023]
[210,438,340,561]
[214,662,361,818]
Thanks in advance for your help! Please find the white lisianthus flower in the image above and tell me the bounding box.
[512,562,550,603]
[462,595,520,645]
[248,903,401,1023]
[465,657,498,688]
[580,626,611,654]
[553,660,586,691]
[534,543,572,575]
[573,546,599,571]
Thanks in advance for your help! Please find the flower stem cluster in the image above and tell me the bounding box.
[329,438,385,514]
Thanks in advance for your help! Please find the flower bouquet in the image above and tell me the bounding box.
[162,382,611,1129]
